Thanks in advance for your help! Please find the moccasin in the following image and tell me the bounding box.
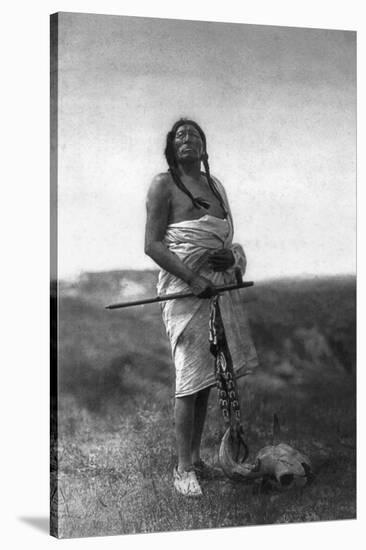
[173,467,203,496]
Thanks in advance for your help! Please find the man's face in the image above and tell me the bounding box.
[173,124,204,163]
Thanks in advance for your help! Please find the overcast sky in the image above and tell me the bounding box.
[56,12,356,281]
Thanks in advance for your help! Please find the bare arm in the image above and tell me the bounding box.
[144,174,215,296]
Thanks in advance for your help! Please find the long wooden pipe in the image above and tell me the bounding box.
[105,268,253,310]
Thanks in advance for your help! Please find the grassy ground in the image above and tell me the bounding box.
[51,274,356,538]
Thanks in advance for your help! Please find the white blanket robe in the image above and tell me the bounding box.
[157,184,258,397]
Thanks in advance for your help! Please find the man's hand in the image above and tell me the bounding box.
[189,274,217,298]
[208,249,235,272]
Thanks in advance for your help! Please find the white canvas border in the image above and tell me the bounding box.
[0,0,364,548]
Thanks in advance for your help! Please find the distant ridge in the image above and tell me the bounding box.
[59,269,160,305]
[256,273,355,284]
[57,269,355,309]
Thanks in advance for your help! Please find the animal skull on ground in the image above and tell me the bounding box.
[219,426,312,490]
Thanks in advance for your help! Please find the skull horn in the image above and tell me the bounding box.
[219,427,261,481]
[219,428,313,488]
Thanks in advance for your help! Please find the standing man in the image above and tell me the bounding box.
[145,118,258,496]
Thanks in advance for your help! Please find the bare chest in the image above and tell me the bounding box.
[168,177,227,224]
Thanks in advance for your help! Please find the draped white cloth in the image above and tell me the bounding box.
[157,181,258,397]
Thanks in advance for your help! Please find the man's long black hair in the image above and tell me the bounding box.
[164,118,226,212]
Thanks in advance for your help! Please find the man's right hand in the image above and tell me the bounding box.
[189,275,216,298]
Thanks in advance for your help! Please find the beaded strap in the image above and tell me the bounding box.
[209,295,249,462]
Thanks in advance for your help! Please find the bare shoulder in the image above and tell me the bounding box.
[210,173,225,189]
[209,173,228,196]
[147,172,172,200]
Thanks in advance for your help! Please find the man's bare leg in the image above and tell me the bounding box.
[191,387,211,464]
[175,394,196,472]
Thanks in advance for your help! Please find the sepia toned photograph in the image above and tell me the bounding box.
[50,12,356,539]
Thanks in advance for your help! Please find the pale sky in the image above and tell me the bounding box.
[56,12,356,281]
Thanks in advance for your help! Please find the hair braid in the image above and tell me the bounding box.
[202,154,227,214]
[169,166,209,209]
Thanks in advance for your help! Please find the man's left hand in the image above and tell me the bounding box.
[208,249,235,272]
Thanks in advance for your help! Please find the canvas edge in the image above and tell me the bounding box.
[50,11,59,539]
